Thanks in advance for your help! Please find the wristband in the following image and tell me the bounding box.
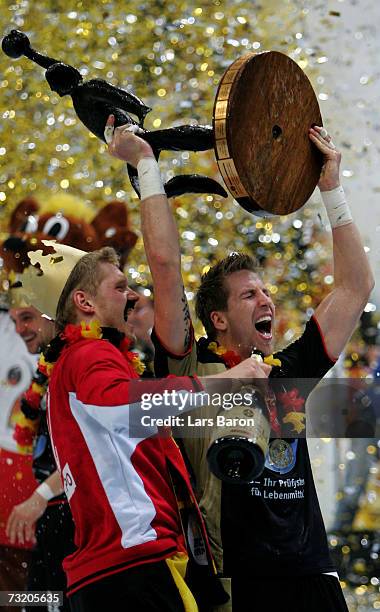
[36,481,55,501]
[321,185,353,228]
[137,157,166,201]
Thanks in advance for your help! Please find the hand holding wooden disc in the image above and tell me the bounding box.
[213,51,323,216]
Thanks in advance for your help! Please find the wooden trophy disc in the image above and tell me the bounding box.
[213,51,323,216]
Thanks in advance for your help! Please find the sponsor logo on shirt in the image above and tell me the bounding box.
[62,462,76,500]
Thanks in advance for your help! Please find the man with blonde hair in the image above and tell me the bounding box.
[37,241,263,611]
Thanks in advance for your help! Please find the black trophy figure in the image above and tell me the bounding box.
[2,30,227,199]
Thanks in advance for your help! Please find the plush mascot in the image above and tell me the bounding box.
[1,192,138,272]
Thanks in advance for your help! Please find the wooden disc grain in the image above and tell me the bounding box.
[213,52,323,216]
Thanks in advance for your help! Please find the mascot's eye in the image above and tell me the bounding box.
[7,366,22,386]
[42,214,70,240]
[21,215,39,233]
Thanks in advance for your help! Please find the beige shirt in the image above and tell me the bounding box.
[160,341,227,572]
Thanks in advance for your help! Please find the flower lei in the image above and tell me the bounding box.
[14,321,145,454]
[207,342,282,369]
[207,341,305,435]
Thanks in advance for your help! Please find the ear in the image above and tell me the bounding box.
[9,197,40,233]
[210,310,228,333]
[72,290,95,316]
[91,201,127,233]
[91,201,138,254]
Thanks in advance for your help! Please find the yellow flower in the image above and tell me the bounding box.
[32,382,45,396]
[208,341,226,355]
[14,413,39,454]
[264,355,282,367]
[131,355,145,375]
[39,354,54,376]
[15,413,35,429]
[81,320,102,339]
[17,443,33,455]
[283,412,305,434]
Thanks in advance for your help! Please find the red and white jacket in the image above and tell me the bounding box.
[47,338,204,595]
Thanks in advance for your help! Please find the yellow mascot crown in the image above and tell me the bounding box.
[11,240,86,319]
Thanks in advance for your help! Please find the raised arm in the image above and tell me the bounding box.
[106,116,192,354]
[309,126,374,359]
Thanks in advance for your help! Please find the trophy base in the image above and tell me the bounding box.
[207,435,265,485]
[213,51,323,216]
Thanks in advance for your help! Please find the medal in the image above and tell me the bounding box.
[267,439,294,470]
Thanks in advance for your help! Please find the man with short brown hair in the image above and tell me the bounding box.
[10,305,54,355]
[105,119,374,611]
[194,253,258,341]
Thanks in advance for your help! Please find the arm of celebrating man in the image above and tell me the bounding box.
[6,470,63,545]
[139,162,192,354]
[106,115,192,355]
[309,126,374,360]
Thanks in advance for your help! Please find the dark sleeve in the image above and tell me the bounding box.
[152,325,197,377]
[274,315,336,379]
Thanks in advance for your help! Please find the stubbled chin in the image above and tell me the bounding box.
[254,333,274,355]
[124,323,136,344]
[26,339,38,352]
[126,333,136,346]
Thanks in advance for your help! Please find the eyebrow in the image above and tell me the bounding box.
[240,287,254,294]
[239,285,269,297]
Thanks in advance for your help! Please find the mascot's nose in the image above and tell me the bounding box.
[2,236,26,253]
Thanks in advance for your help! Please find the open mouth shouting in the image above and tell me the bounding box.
[254,315,273,342]
[124,299,137,322]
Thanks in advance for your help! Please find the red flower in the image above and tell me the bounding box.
[223,351,242,369]
[13,424,35,448]
[38,363,49,377]
[24,388,42,410]
[278,388,305,413]
[120,337,132,352]
[61,324,83,345]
